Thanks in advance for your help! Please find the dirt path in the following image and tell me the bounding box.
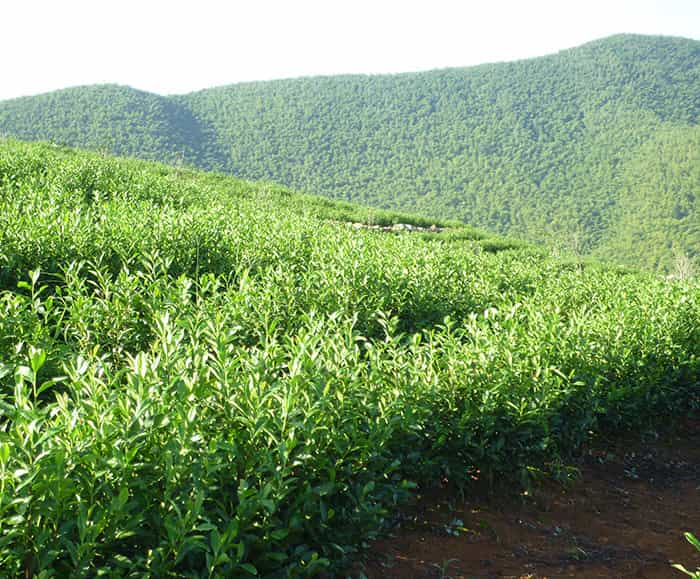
[358,419,700,578]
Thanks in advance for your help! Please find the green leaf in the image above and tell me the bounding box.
[684,532,700,552]
[28,347,46,374]
[36,376,65,397]
[270,528,289,541]
[240,563,258,575]
[209,528,221,552]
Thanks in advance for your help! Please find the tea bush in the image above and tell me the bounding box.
[0,140,698,576]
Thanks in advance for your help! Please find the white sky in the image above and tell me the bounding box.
[1,0,699,101]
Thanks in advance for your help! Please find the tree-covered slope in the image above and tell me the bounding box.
[1,34,697,270]
[0,84,204,164]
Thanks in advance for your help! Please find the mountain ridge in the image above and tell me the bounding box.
[1,33,698,271]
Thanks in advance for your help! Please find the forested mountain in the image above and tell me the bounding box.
[0,85,202,163]
[1,34,698,271]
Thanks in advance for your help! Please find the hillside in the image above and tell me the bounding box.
[0,139,698,575]
[0,84,202,163]
[0,34,698,270]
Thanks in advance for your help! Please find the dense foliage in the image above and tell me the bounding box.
[0,139,698,576]
[0,34,697,271]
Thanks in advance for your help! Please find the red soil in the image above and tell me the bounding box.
[359,420,700,578]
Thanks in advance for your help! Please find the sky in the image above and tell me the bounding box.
[1,0,699,101]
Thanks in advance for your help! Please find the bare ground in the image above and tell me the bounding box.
[355,419,700,578]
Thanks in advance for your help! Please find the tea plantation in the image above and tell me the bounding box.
[0,140,698,576]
